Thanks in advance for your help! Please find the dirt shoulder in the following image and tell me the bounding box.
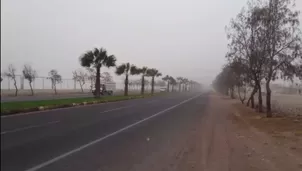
[229,97,302,171]
[169,93,302,171]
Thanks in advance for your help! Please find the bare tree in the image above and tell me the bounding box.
[47,69,62,95]
[101,72,113,83]
[4,64,18,96]
[22,64,37,95]
[72,69,87,93]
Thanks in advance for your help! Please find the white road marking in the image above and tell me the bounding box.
[100,105,133,113]
[24,94,201,171]
[0,121,60,135]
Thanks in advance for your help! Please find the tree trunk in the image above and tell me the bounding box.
[179,83,181,92]
[124,74,129,96]
[79,82,84,93]
[251,95,255,108]
[230,87,235,99]
[54,85,57,95]
[13,78,18,96]
[257,81,263,112]
[95,67,101,98]
[237,86,244,104]
[167,82,170,92]
[247,86,257,107]
[266,80,272,117]
[151,77,155,94]
[141,75,145,95]
[29,81,34,96]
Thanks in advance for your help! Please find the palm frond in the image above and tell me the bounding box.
[130,65,140,75]
[162,75,170,81]
[147,68,160,77]
[80,51,94,67]
[104,55,116,67]
[115,64,126,75]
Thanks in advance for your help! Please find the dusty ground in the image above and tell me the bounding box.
[139,93,302,171]
[251,93,302,116]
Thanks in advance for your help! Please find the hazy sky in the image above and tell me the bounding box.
[1,0,301,85]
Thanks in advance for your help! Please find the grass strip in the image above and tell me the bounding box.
[1,94,158,116]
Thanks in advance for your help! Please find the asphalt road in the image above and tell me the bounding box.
[1,91,208,171]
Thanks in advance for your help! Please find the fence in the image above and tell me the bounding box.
[1,74,163,93]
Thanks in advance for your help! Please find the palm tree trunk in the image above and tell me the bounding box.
[179,83,181,92]
[141,75,145,95]
[95,67,101,98]
[151,77,155,94]
[124,74,129,96]
[167,82,170,92]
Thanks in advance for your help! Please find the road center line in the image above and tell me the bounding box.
[100,105,133,114]
[25,94,201,171]
[0,121,60,135]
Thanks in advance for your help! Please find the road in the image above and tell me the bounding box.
[1,92,208,171]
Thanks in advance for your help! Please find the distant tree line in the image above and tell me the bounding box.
[213,0,302,117]
[1,48,201,97]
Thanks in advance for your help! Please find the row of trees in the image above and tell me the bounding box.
[2,48,201,97]
[79,48,200,97]
[1,64,63,96]
[213,0,302,117]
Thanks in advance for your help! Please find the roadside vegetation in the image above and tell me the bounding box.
[1,47,202,115]
[0,93,165,115]
[213,0,302,117]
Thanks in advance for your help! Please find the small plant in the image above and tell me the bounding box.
[4,64,18,96]
[22,64,37,95]
[47,69,62,95]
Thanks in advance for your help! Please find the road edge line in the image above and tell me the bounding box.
[24,94,202,171]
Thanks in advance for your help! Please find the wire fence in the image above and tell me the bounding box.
[0,74,164,93]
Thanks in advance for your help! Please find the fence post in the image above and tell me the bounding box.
[8,79,10,90]
[42,78,44,89]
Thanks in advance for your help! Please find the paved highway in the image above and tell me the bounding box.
[1,91,208,171]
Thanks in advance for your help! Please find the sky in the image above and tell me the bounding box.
[1,0,301,86]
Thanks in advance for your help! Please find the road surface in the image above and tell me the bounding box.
[1,92,208,171]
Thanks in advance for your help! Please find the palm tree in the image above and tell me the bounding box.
[79,48,116,98]
[182,78,189,91]
[147,68,162,94]
[115,63,140,96]
[176,77,184,92]
[169,76,177,92]
[137,67,148,95]
[162,75,170,92]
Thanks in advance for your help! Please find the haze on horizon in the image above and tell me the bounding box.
[1,0,301,86]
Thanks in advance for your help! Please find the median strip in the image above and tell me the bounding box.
[1,94,161,116]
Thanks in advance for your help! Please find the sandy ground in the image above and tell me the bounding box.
[137,93,302,171]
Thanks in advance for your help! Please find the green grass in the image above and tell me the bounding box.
[1,94,157,115]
